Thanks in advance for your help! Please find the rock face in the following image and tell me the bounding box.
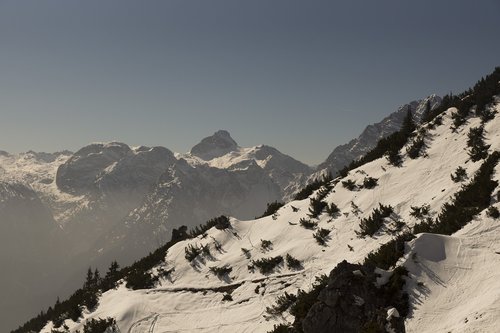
[317,95,442,176]
[56,142,133,194]
[245,145,312,200]
[101,157,282,264]
[190,130,239,160]
[185,132,313,201]
[302,261,406,333]
[54,143,177,250]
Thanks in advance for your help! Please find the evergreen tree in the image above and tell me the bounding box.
[84,267,94,289]
[467,126,490,162]
[386,149,402,166]
[421,99,433,123]
[102,261,120,291]
[401,108,416,136]
[93,269,101,287]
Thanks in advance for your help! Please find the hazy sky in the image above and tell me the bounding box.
[1,0,499,164]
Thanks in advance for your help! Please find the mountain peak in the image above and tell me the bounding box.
[190,130,239,160]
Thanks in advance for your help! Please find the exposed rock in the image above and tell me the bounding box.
[56,142,132,194]
[302,260,406,333]
[190,130,239,160]
[316,95,441,177]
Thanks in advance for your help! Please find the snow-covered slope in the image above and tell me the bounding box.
[37,100,500,333]
[316,94,442,177]
[403,217,500,333]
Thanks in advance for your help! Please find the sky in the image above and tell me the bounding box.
[0,0,499,165]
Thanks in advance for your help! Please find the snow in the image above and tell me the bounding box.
[403,211,500,332]
[0,151,88,223]
[37,102,500,333]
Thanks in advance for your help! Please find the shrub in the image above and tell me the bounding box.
[210,265,232,277]
[157,267,175,279]
[251,256,283,274]
[364,233,414,270]
[201,243,211,256]
[241,247,251,258]
[82,317,118,333]
[293,173,332,200]
[188,215,231,237]
[222,293,233,301]
[185,244,202,262]
[451,166,467,182]
[351,201,362,215]
[212,239,223,252]
[325,203,340,217]
[313,228,331,246]
[362,176,378,189]
[316,183,333,201]
[267,323,296,333]
[125,270,156,290]
[258,201,285,218]
[357,204,394,237]
[433,115,443,126]
[299,218,317,230]
[480,108,496,123]
[260,239,273,251]
[341,179,357,190]
[386,149,402,166]
[286,254,302,269]
[407,137,426,159]
[265,292,298,316]
[486,206,500,218]
[409,204,430,219]
[451,110,467,129]
[308,197,327,218]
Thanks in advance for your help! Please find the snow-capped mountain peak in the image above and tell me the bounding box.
[190,130,239,160]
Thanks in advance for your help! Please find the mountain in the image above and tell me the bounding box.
[317,94,442,176]
[18,67,500,333]
[55,143,178,254]
[182,131,313,200]
[190,129,239,160]
[0,135,312,331]
[97,132,312,265]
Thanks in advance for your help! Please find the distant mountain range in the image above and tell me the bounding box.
[1,94,440,331]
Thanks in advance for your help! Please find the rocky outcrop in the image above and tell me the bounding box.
[56,142,133,194]
[302,261,406,333]
[190,130,239,160]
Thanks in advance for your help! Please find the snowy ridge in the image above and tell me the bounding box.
[0,150,86,222]
[38,101,500,332]
[180,132,313,201]
[316,94,442,177]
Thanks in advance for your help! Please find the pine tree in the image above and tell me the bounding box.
[467,126,490,162]
[421,99,433,123]
[401,108,416,136]
[84,267,94,289]
[93,269,101,287]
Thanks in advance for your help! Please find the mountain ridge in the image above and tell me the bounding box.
[14,67,500,333]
